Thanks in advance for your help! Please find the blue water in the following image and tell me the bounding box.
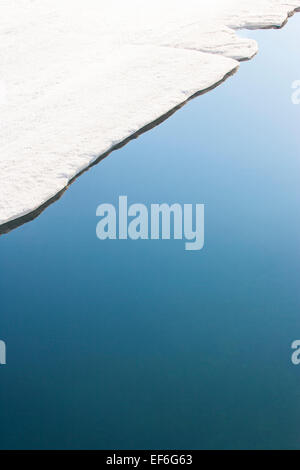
[1,17,300,450]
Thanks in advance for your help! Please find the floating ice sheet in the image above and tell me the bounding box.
[0,0,299,226]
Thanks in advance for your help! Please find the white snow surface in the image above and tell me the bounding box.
[0,0,299,226]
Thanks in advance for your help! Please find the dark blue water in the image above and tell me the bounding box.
[1,17,300,450]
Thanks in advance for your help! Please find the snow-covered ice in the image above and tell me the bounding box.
[0,0,299,227]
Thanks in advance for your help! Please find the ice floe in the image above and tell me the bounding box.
[0,0,299,227]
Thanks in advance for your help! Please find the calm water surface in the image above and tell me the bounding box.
[0,17,300,449]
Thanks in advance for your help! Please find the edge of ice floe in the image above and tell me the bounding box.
[0,5,299,235]
[0,67,239,234]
